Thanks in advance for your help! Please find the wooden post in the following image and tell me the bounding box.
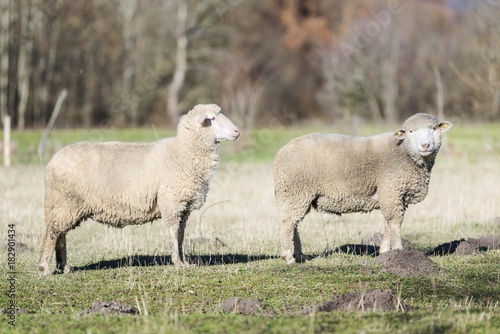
[3,114,10,167]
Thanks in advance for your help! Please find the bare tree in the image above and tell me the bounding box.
[0,0,9,125]
[381,34,399,124]
[116,0,139,126]
[216,50,266,139]
[32,0,61,125]
[167,0,188,126]
[16,0,34,130]
[433,65,445,120]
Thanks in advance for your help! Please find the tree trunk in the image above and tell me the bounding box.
[83,54,95,128]
[491,84,500,119]
[367,92,383,123]
[167,0,188,126]
[36,7,59,125]
[119,0,138,127]
[382,36,399,124]
[17,0,34,130]
[0,0,10,124]
[433,65,445,120]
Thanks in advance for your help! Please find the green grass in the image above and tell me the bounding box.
[1,122,499,333]
[1,252,499,333]
[3,121,500,165]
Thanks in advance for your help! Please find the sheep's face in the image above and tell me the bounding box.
[394,113,452,158]
[194,104,240,142]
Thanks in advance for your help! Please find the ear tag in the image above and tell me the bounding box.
[439,121,453,132]
[393,130,405,139]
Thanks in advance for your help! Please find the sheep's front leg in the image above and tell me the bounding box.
[380,204,405,253]
[170,210,190,267]
[165,206,190,268]
[39,228,58,275]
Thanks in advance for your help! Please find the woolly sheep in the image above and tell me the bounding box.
[274,113,452,264]
[39,104,240,275]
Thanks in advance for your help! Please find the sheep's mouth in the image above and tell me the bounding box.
[217,134,239,142]
[419,150,434,157]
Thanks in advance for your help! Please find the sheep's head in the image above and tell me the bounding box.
[394,113,452,159]
[180,104,240,144]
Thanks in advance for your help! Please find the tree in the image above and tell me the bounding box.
[167,0,188,126]
[16,0,34,130]
[0,0,9,125]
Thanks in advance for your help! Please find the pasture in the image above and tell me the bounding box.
[1,122,499,333]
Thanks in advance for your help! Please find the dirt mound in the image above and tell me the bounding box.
[428,235,500,256]
[3,241,30,253]
[217,297,262,315]
[85,301,138,315]
[303,289,406,313]
[374,250,439,277]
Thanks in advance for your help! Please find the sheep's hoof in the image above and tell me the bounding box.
[295,253,307,263]
[281,252,296,265]
[174,261,190,269]
[55,264,72,274]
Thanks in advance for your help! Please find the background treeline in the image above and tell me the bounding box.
[0,0,499,130]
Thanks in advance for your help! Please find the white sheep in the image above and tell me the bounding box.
[39,104,239,275]
[274,113,452,264]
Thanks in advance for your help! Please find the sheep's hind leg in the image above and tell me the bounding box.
[39,228,58,275]
[55,233,72,274]
[293,227,306,263]
[281,219,307,264]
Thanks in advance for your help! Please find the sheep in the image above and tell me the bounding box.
[38,104,240,275]
[274,113,452,264]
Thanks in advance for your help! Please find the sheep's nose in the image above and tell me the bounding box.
[422,143,430,149]
[233,128,240,137]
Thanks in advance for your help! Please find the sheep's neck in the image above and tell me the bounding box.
[414,154,436,173]
[176,136,220,182]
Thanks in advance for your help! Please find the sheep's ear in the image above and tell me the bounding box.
[438,121,453,132]
[393,129,405,139]
[195,114,211,127]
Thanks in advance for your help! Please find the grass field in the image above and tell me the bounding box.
[1,122,499,333]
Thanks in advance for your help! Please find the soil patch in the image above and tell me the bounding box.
[428,235,500,256]
[374,250,439,277]
[1,307,34,315]
[217,297,262,315]
[303,289,406,313]
[85,301,138,315]
[4,241,30,253]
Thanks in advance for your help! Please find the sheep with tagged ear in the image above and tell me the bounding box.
[39,104,240,275]
[274,113,452,264]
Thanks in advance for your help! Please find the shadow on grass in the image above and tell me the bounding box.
[309,244,380,260]
[73,253,278,271]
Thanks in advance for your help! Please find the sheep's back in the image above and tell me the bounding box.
[274,132,430,211]
[45,140,177,224]
[274,132,403,199]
